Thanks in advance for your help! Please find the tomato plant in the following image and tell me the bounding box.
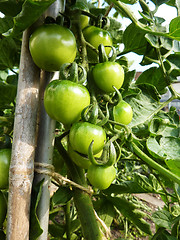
[0,191,7,227]
[113,100,133,126]
[29,24,77,72]
[1,0,180,239]
[0,149,11,190]
[87,164,116,190]
[44,80,90,126]
[92,61,124,93]
[83,26,112,61]
[69,122,106,155]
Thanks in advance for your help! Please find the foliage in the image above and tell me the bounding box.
[0,0,180,239]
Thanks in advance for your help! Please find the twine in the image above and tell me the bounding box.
[34,162,93,195]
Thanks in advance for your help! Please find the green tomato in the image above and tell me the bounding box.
[29,24,77,72]
[87,165,116,190]
[83,26,112,61]
[69,122,106,155]
[92,61,124,93]
[0,191,7,227]
[113,100,133,127]
[44,80,90,126]
[68,143,102,169]
[0,149,11,189]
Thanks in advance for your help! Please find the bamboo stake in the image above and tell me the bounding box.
[6,27,40,240]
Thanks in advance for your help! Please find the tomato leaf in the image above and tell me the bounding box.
[0,37,19,70]
[0,81,17,109]
[107,196,152,235]
[52,186,73,205]
[168,17,180,41]
[0,16,14,34]
[123,22,147,55]
[29,179,44,240]
[103,181,147,195]
[11,0,56,37]
[165,159,180,177]
[0,0,24,17]
[135,67,168,95]
[126,85,161,137]
[152,210,174,230]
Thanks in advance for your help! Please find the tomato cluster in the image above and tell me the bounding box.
[29,16,133,190]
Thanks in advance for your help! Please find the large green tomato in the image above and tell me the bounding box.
[44,80,90,126]
[92,62,124,93]
[83,26,112,61]
[69,122,106,155]
[29,24,77,72]
[0,149,11,189]
[68,143,102,169]
[87,165,116,190]
[0,191,7,227]
[113,100,133,127]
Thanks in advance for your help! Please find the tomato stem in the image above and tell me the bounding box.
[55,135,107,240]
[131,141,180,185]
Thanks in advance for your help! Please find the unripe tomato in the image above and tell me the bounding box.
[0,149,11,189]
[68,143,102,169]
[83,26,112,61]
[92,61,124,93]
[113,100,133,127]
[80,14,89,29]
[29,24,77,72]
[87,165,116,190]
[0,191,7,227]
[44,80,90,126]
[69,122,106,155]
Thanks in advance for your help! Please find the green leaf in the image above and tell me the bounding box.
[148,116,179,138]
[160,137,180,160]
[134,173,163,193]
[168,17,180,41]
[11,0,56,36]
[152,210,173,230]
[147,137,167,159]
[0,82,17,109]
[48,222,65,238]
[123,22,147,55]
[29,179,44,240]
[52,186,72,205]
[94,198,116,231]
[135,67,168,95]
[165,159,180,177]
[126,85,161,135]
[0,16,14,34]
[166,54,180,78]
[0,37,19,70]
[0,0,24,17]
[103,181,148,195]
[152,228,177,240]
[107,196,152,235]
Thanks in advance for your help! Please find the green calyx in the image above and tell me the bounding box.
[60,62,87,84]
[88,140,116,167]
[98,44,117,63]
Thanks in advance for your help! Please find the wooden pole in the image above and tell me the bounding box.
[6,27,40,240]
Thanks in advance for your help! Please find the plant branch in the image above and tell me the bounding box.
[131,142,180,186]
[107,0,178,40]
